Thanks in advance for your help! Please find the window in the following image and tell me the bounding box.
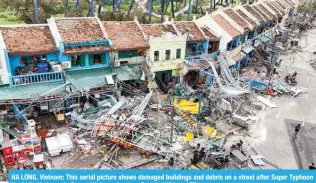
[176,49,181,59]
[154,51,159,61]
[118,50,138,59]
[71,55,85,67]
[89,54,106,66]
[165,50,171,60]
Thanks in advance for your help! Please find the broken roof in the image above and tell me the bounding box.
[236,9,257,27]
[0,25,57,56]
[201,28,220,41]
[55,18,105,43]
[174,21,206,42]
[104,21,149,51]
[256,4,276,20]
[243,5,265,23]
[264,1,282,18]
[223,9,250,31]
[211,14,241,38]
[251,5,271,21]
[140,24,178,39]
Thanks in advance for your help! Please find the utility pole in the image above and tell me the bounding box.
[33,0,40,24]
[171,0,175,18]
[187,0,192,21]
[90,0,95,17]
[148,0,153,23]
[161,0,165,22]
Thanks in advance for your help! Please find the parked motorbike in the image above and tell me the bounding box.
[284,72,297,86]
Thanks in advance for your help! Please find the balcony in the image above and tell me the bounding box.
[116,56,146,65]
[11,72,64,86]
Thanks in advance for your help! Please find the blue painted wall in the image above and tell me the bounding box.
[8,53,60,75]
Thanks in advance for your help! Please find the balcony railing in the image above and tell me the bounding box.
[11,72,64,86]
[185,51,219,62]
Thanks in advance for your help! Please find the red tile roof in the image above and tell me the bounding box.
[264,1,282,17]
[256,4,276,20]
[236,9,257,27]
[0,26,57,56]
[55,18,111,54]
[140,24,178,39]
[223,9,250,30]
[174,22,206,42]
[243,5,265,23]
[252,5,272,21]
[201,28,220,41]
[55,18,105,43]
[103,21,149,51]
[211,14,241,38]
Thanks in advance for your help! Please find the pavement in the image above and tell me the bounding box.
[246,27,316,169]
[285,119,316,169]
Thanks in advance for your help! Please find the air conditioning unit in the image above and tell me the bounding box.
[113,61,120,67]
[52,64,62,72]
[61,61,71,69]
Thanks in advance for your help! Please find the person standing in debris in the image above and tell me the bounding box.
[294,124,301,139]
[309,163,316,169]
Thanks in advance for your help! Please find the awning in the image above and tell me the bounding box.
[107,64,143,81]
[242,45,254,54]
[67,68,114,90]
[185,61,212,71]
[0,82,65,101]
[259,35,272,42]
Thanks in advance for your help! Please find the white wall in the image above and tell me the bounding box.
[195,15,233,52]
[146,32,187,73]
[0,31,9,84]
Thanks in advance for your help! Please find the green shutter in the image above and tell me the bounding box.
[79,55,85,66]
[118,51,129,59]
[89,55,94,66]
[176,49,181,59]
[130,50,138,57]
[101,54,106,64]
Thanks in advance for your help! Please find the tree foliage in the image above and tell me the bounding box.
[0,0,64,23]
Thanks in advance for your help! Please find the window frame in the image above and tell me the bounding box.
[154,51,159,61]
[176,49,181,59]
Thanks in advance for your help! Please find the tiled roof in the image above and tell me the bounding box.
[270,1,285,13]
[236,9,257,27]
[55,18,105,43]
[211,14,241,38]
[243,5,265,23]
[282,0,295,7]
[285,0,295,7]
[140,24,178,39]
[256,4,276,20]
[252,5,271,21]
[103,21,149,51]
[174,22,206,42]
[0,26,57,55]
[275,0,287,10]
[223,9,250,30]
[201,28,220,41]
[264,1,282,18]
